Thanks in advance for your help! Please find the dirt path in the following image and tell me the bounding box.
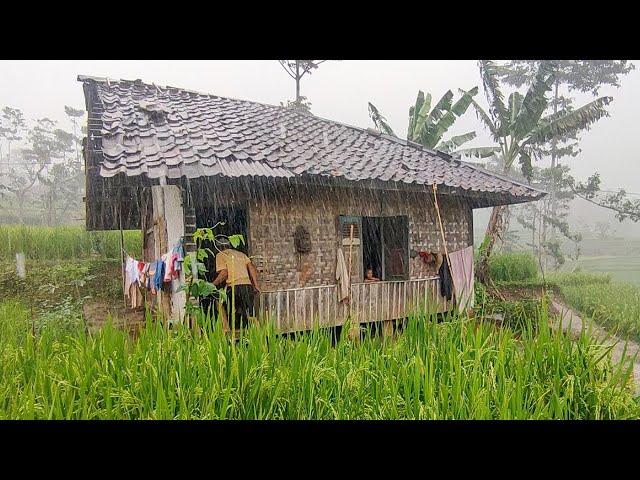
[551,299,640,395]
[83,299,145,337]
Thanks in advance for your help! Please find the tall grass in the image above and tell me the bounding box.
[549,271,612,287]
[0,299,637,419]
[0,225,141,260]
[489,252,538,282]
[559,280,640,342]
[547,271,640,342]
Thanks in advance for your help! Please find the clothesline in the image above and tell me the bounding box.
[123,238,186,308]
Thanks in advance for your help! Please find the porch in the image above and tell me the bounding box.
[257,276,447,333]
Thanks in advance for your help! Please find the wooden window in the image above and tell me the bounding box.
[361,215,409,281]
[338,215,361,246]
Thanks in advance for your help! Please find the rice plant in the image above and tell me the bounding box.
[559,279,640,342]
[0,299,637,420]
[0,225,141,260]
[488,252,538,283]
[0,226,637,419]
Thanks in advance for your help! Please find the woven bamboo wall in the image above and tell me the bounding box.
[244,183,473,291]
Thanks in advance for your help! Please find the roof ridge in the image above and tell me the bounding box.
[78,74,303,117]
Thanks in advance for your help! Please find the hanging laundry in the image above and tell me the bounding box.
[438,255,453,301]
[164,254,174,282]
[448,245,474,309]
[124,256,143,308]
[171,253,180,276]
[141,262,152,291]
[164,250,181,282]
[145,262,157,293]
[174,240,185,274]
[336,248,350,303]
[176,239,184,261]
[124,257,137,293]
[152,259,165,293]
[122,237,185,296]
[129,257,140,285]
[162,253,172,283]
[127,281,144,309]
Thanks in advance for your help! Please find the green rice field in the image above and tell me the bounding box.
[552,272,640,343]
[0,225,141,261]
[0,225,638,419]
[565,256,640,285]
[563,237,640,286]
[0,299,637,419]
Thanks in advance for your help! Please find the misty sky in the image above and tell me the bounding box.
[1,60,638,192]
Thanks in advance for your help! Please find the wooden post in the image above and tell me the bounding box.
[347,224,359,340]
[150,185,172,329]
[432,183,457,304]
[119,198,127,309]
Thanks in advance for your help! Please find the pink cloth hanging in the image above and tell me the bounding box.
[448,245,474,309]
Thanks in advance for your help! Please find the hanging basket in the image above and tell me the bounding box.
[294,225,312,254]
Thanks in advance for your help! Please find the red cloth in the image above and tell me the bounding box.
[170,253,181,278]
[418,251,433,264]
[163,252,180,282]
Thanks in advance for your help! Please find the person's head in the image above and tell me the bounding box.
[365,267,374,279]
[215,237,231,251]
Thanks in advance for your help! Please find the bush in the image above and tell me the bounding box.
[474,280,546,334]
[489,252,538,282]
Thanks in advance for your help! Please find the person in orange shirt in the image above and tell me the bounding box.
[212,238,261,329]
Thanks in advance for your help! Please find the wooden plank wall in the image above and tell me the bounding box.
[257,277,443,333]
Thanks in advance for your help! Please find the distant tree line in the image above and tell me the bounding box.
[364,60,638,281]
[0,106,85,225]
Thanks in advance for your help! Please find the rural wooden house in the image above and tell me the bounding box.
[79,75,546,332]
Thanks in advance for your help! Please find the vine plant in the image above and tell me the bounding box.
[179,223,245,322]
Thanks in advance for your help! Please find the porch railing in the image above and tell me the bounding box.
[257,276,444,333]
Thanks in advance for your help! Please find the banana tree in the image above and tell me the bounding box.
[368,87,486,155]
[461,60,613,283]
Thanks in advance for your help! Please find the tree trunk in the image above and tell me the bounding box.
[476,204,507,283]
[545,79,560,272]
[46,188,55,226]
[295,60,301,103]
[17,191,25,224]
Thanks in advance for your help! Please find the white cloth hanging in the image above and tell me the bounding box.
[124,256,143,309]
[336,248,350,303]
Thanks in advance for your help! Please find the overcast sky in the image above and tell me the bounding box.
[1,60,638,192]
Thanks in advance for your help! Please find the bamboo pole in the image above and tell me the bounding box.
[347,224,358,339]
[432,183,457,304]
[347,224,354,312]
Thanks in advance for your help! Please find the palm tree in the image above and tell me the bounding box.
[368,87,486,155]
[461,60,613,282]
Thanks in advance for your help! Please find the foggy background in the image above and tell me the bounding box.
[2,60,639,239]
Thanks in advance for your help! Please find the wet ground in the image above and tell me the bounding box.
[82,299,145,337]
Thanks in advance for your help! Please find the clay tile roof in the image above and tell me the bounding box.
[79,75,546,203]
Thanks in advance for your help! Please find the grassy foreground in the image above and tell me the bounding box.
[0,228,638,419]
[0,299,637,420]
